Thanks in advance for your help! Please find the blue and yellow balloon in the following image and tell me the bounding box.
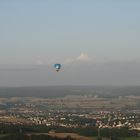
[54,64,61,72]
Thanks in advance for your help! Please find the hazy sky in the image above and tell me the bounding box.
[0,1,140,86]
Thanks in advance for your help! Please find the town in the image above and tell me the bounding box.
[0,95,140,131]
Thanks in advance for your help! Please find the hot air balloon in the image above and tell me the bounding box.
[54,64,61,72]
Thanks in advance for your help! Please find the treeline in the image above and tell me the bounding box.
[0,124,139,139]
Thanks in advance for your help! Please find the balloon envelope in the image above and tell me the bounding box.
[54,64,61,71]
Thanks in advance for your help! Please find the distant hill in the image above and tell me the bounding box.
[0,86,139,98]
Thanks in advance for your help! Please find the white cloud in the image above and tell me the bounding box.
[77,53,91,62]
[64,53,92,64]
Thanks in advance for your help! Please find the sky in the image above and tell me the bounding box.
[0,0,140,86]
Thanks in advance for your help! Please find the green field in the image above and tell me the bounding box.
[0,135,8,137]
[122,137,140,140]
[90,137,140,140]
